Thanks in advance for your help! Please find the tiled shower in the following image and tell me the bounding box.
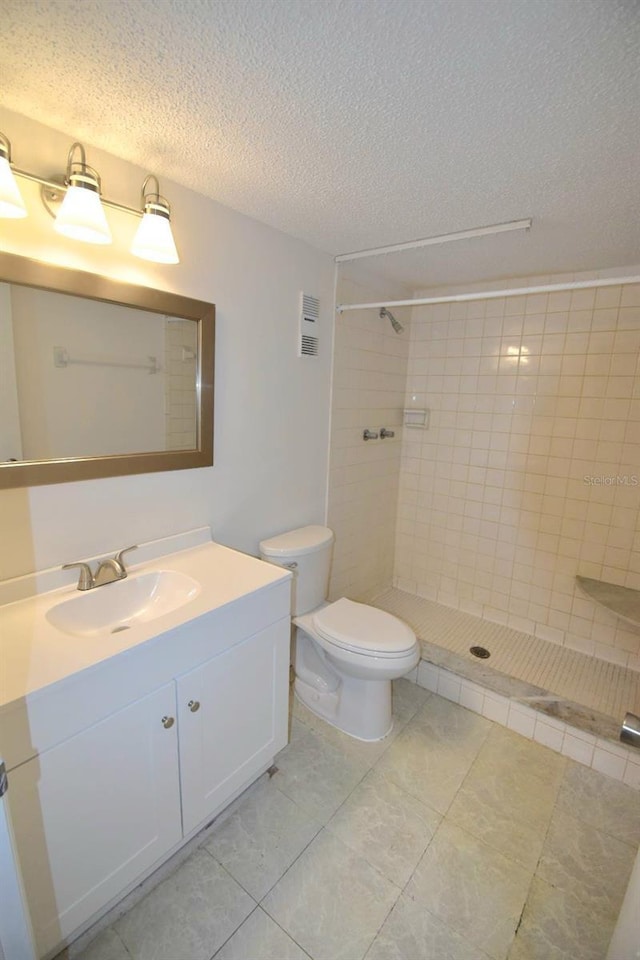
[328,272,640,675]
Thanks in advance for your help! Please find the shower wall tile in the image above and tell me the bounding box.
[164,319,197,450]
[396,281,640,668]
[327,275,411,600]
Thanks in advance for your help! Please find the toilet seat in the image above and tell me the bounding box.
[312,598,416,658]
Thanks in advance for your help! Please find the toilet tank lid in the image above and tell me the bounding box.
[259,525,334,558]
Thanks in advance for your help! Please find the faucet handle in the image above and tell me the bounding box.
[62,561,94,591]
[114,545,138,571]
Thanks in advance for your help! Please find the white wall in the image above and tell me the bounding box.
[0,107,335,580]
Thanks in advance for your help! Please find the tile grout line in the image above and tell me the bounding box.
[205,902,261,960]
[263,688,441,959]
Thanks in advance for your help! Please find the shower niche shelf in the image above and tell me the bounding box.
[403,408,429,429]
[576,576,640,630]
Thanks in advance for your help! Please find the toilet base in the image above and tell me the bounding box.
[294,669,394,742]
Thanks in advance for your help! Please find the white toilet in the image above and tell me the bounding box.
[259,525,420,741]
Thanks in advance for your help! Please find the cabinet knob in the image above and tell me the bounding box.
[188,700,200,713]
[161,715,175,729]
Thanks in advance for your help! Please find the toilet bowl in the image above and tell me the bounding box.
[259,526,420,741]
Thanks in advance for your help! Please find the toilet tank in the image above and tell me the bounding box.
[259,525,334,616]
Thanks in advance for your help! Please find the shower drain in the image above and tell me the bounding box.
[470,645,491,659]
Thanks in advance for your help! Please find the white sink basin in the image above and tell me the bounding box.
[46,570,201,638]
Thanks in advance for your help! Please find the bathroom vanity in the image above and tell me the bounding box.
[0,530,291,959]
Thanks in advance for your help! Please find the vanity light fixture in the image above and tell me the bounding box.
[130,175,179,264]
[0,133,28,218]
[0,131,180,264]
[53,142,112,244]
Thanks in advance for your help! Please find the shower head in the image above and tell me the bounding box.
[380,307,404,334]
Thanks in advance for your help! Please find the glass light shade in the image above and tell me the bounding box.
[131,207,179,264]
[54,182,112,244]
[0,155,27,218]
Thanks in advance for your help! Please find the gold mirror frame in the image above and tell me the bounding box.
[0,252,214,489]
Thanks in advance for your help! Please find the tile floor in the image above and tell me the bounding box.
[369,588,640,719]
[72,681,640,960]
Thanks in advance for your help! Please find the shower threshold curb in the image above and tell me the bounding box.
[408,644,640,789]
[418,637,623,743]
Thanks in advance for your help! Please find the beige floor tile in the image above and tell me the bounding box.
[391,678,431,728]
[537,809,636,922]
[327,768,441,886]
[262,829,400,960]
[364,891,491,960]
[409,695,493,757]
[205,778,321,899]
[406,821,533,960]
[473,725,567,786]
[447,726,565,870]
[213,907,310,960]
[376,699,490,813]
[556,760,640,846]
[507,876,614,960]
[447,793,548,873]
[114,848,255,960]
[72,929,131,960]
[288,716,311,743]
[273,726,368,823]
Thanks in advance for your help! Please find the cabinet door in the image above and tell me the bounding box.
[178,618,290,835]
[7,683,181,959]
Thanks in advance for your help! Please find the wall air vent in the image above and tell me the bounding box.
[299,293,319,357]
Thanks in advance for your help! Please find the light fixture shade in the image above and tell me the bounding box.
[54,180,112,244]
[0,155,27,218]
[131,202,179,264]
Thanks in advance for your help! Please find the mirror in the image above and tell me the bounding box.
[0,252,214,489]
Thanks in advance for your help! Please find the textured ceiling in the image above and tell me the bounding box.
[1,0,639,288]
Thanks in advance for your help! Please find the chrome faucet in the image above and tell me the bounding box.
[63,545,138,591]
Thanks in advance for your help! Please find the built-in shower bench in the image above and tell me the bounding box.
[576,576,640,630]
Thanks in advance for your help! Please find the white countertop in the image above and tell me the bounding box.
[0,539,290,710]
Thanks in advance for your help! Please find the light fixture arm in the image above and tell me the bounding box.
[65,141,102,191]
[66,141,87,177]
[0,132,13,162]
[141,173,160,205]
[140,173,172,220]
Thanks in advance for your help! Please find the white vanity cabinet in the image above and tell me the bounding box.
[0,545,292,960]
[7,683,182,959]
[177,619,290,834]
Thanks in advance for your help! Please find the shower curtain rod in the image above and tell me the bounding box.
[335,218,532,263]
[335,275,640,313]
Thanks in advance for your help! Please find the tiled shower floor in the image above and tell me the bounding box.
[70,681,639,960]
[368,587,640,725]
